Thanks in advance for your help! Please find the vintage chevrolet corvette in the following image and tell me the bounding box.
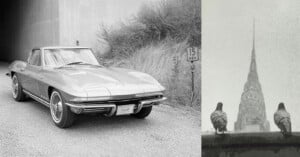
[7,46,166,128]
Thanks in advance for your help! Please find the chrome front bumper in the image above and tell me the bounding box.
[65,97,167,116]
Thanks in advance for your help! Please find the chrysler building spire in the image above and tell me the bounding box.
[252,19,255,53]
[248,19,258,81]
[234,20,270,132]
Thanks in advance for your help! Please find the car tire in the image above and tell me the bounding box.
[12,74,26,101]
[49,90,75,128]
[132,106,152,119]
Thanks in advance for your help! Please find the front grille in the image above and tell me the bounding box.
[81,95,163,105]
[83,108,110,113]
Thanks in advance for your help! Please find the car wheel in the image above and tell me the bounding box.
[12,74,26,101]
[49,90,75,128]
[132,106,152,119]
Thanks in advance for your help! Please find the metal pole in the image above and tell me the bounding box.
[191,61,194,92]
[191,60,195,106]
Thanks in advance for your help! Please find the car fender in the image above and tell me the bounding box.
[8,60,27,76]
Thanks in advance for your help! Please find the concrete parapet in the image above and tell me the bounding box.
[202,132,300,157]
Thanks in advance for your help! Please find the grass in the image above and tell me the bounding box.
[96,0,201,110]
[105,40,201,108]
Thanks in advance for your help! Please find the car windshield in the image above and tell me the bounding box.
[44,48,100,67]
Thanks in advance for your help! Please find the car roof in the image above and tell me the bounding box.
[33,46,91,50]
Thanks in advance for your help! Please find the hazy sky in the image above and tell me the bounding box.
[202,0,300,132]
[102,0,160,26]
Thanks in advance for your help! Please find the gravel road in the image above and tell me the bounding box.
[0,63,201,157]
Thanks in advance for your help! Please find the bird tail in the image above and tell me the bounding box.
[219,126,227,132]
[281,118,292,137]
[283,131,292,138]
[282,119,291,132]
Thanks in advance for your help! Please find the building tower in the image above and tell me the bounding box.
[234,21,270,132]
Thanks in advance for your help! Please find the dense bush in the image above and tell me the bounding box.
[97,0,201,108]
[98,0,201,59]
[110,40,201,107]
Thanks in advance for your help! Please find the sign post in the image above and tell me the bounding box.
[187,47,200,105]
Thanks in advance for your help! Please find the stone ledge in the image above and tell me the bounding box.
[202,132,300,157]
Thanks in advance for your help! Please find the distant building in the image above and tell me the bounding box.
[234,22,270,132]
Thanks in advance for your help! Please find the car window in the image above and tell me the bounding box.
[28,50,41,66]
[44,48,100,67]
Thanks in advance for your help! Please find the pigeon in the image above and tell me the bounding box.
[210,102,227,134]
[274,102,291,137]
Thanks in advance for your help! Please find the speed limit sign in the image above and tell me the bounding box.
[187,47,199,62]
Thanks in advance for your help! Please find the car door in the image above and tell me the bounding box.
[21,49,42,96]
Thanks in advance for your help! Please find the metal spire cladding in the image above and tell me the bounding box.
[234,20,270,132]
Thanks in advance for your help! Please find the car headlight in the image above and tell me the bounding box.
[69,96,111,102]
[128,72,160,85]
[69,97,89,102]
[135,91,164,97]
[87,96,111,101]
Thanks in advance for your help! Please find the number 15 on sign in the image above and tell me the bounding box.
[187,47,200,62]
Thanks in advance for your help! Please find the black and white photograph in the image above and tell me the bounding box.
[202,0,300,156]
[0,0,201,156]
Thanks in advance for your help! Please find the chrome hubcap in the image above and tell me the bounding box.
[12,76,19,98]
[50,91,63,123]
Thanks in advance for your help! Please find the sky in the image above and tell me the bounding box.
[102,0,160,26]
[202,0,300,132]
[79,0,161,53]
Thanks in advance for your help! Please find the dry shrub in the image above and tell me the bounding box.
[111,40,201,107]
[97,0,201,108]
[98,0,201,59]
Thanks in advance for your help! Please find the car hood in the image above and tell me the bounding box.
[53,65,164,97]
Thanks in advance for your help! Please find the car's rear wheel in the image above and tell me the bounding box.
[132,106,152,119]
[12,74,26,101]
[49,90,75,128]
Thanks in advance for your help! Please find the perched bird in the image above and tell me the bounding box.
[211,102,227,134]
[274,103,291,137]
